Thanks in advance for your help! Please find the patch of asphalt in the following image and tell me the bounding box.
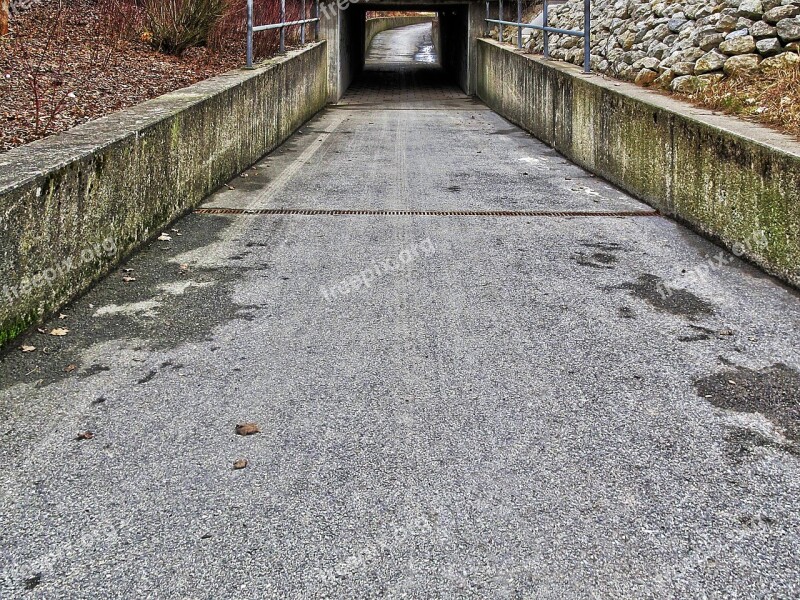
[612,273,716,320]
[695,363,800,449]
[0,213,273,392]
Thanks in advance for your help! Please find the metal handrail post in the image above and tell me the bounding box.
[516,0,522,48]
[498,0,503,41]
[315,0,320,40]
[246,0,254,68]
[583,0,590,72]
[542,0,549,58]
[301,0,306,44]
[485,0,490,36]
[280,0,286,53]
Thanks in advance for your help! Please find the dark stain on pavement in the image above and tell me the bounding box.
[722,426,797,462]
[582,241,626,252]
[137,369,157,385]
[79,364,111,379]
[23,573,42,590]
[613,274,715,320]
[0,213,285,392]
[575,251,617,269]
[696,363,800,445]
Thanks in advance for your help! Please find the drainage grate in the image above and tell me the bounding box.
[194,207,660,217]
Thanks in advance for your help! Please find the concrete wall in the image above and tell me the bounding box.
[439,3,484,93]
[321,6,364,102]
[0,43,328,347]
[439,7,469,90]
[477,39,800,288]
[365,15,433,53]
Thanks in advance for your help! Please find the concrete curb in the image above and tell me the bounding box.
[477,39,800,289]
[0,42,328,347]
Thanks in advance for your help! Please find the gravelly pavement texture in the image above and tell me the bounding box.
[1,23,799,599]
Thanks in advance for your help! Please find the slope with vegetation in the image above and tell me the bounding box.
[522,0,800,138]
[0,0,309,152]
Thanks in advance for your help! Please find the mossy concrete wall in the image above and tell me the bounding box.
[477,38,800,288]
[364,16,433,53]
[0,42,327,348]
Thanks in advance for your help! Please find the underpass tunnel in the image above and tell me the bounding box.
[321,2,482,102]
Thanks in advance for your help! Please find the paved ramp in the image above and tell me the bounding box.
[1,23,799,598]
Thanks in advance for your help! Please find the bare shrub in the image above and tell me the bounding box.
[143,0,226,55]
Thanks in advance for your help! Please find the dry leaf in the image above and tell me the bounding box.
[20,345,36,352]
[158,233,172,241]
[179,264,189,271]
[58,313,68,320]
[50,328,69,336]
[36,327,47,334]
[224,184,235,190]
[76,431,94,440]
[122,268,134,273]
[122,276,136,283]
[233,458,248,469]
[235,423,260,436]
[64,363,77,373]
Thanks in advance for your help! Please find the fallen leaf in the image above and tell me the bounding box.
[122,268,134,273]
[122,276,136,283]
[718,329,734,336]
[235,423,260,436]
[75,431,94,440]
[49,328,69,336]
[20,345,36,352]
[179,264,189,271]
[158,233,172,241]
[37,327,47,334]
[233,458,248,469]
[64,363,77,373]
[58,313,68,320]
[224,184,235,190]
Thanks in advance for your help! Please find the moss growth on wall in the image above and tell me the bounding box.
[476,38,800,288]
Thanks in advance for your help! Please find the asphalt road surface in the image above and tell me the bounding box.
[1,23,799,598]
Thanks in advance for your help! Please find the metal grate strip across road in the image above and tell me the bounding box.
[194,207,660,217]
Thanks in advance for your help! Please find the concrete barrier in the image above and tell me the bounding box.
[477,38,800,288]
[0,42,327,347]
[365,16,433,53]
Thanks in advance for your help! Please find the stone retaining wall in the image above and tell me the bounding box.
[477,38,800,287]
[0,43,328,347]
[525,0,800,91]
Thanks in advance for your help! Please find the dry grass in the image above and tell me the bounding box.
[692,65,800,140]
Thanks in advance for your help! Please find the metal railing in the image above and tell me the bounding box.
[246,0,321,68]
[485,0,591,73]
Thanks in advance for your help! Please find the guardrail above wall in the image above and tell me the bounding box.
[484,0,591,73]
[246,0,321,68]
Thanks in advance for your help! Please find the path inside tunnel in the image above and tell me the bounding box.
[1,23,799,598]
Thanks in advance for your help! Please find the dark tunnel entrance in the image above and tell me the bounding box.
[320,2,480,102]
[341,16,469,106]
